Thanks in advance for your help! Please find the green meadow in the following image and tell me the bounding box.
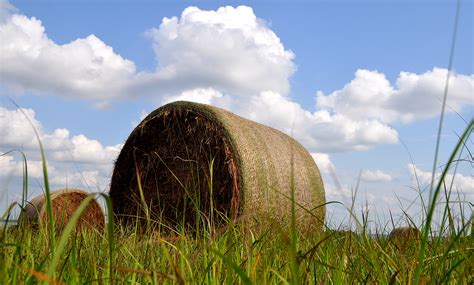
[1,119,472,284]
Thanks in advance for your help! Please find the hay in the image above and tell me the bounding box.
[388,227,421,251]
[22,189,105,231]
[389,227,421,241]
[109,101,325,233]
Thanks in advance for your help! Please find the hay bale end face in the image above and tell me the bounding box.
[22,189,105,231]
[110,101,325,233]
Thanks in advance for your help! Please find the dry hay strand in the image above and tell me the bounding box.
[22,189,105,231]
[110,101,325,234]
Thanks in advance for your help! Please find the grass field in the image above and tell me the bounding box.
[1,119,473,284]
[0,217,471,284]
[1,197,473,284]
[0,85,472,285]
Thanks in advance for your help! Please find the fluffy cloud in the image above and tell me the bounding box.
[163,88,224,105]
[143,6,295,96]
[50,134,122,164]
[1,2,472,155]
[0,12,136,99]
[0,107,122,164]
[0,107,39,148]
[0,154,108,193]
[0,4,294,101]
[0,154,52,179]
[0,106,119,203]
[407,164,474,194]
[140,6,469,153]
[360,169,392,183]
[48,170,104,190]
[311,153,335,175]
[317,68,474,124]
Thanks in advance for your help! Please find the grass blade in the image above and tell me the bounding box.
[414,119,473,283]
[211,248,252,285]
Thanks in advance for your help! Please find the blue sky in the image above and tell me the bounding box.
[1,0,472,229]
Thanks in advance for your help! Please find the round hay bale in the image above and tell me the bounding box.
[109,101,325,233]
[22,189,105,231]
[388,227,421,250]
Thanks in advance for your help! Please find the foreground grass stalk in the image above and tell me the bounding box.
[2,202,472,283]
[0,150,29,210]
[98,194,116,281]
[43,193,115,281]
[11,101,56,253]
[133,149,151,231]
[208,158,215,232]
[414,119,473,283]
[428,0,460,205]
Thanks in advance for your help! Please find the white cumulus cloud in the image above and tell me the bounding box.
[361,169,393,183]
[407,164,474,195]
[48,170,104,190]
[0,12,136,99]
[0,107,122,164]
[1,2,472,155]
[316,68,474,124]
[141,6,295,97]
[0,105,121,198]
[1,4,295,102]
[311,153,335,175]
[0,155,52,179]
[0,153,108,192]
[162,88,223,105]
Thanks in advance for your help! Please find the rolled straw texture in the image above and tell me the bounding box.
[110,101,325,233]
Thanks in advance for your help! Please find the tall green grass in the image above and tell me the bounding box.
[1,120,472,284]
[1,201,472,283]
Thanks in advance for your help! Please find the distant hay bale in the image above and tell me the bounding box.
[109,101,325,233]
[389,227,421,249]
[22,189,105,231]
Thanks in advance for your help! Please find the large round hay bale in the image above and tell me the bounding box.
[22,189,105,231]
[109,101,325,233]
